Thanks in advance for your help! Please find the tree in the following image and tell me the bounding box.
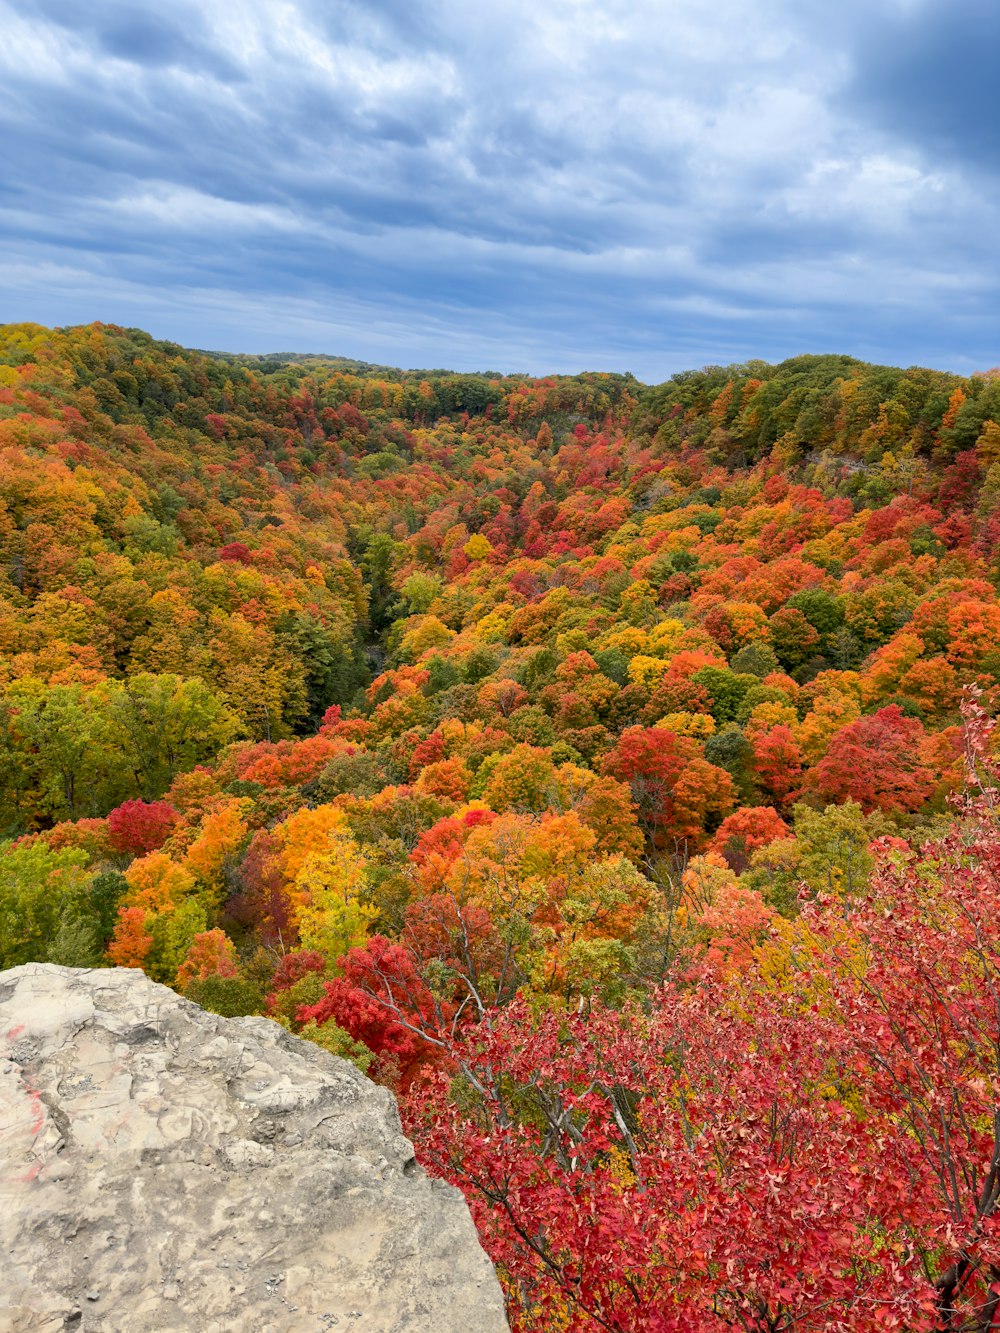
[106,850,201,980]
[184,973,263,1016]
[408,989,925,1332]
[86,869,130,942]
[768,607,820,670]
[743,799,893,913]
[690,667,757,724]
[293,835,375,960]
[407,731,1000,1330]
[1,680,109,822]
[709,805,790,872]
[207,612,306,740]
[806,705,935,813]
[482,743,559,814]
[274,611,368,731]
[45,913,103,966]
[807,788,1000,1327]
[730,640,779,678]
[105,905,153,968]
[107,799,179,855]
[0,840,93,967]
[602,727,735,853]
[561,771,644,861]
[264,949,327,1020]
[361,532,399,632]
[184,798,250,903]
[750,724,803,807]
[175,927,239,989]
[297,934,442,1088]
[99,673,242,800]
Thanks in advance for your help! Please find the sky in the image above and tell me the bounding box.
[1,0,997,381]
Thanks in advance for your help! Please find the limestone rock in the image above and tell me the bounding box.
[0,963,509,1332]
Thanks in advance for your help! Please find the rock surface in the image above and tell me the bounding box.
[0,963,509,1332]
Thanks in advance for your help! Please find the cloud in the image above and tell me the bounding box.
[0,0,996,378]
[110,185,308,233]
[844,0,1000,170]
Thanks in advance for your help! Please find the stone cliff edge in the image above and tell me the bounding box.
[0,962,509,1332]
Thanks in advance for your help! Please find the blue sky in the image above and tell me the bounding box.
[1,0,997,380]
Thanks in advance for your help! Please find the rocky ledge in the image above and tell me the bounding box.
[0,963,508,1332]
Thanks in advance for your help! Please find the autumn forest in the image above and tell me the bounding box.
[5,320,1000,1330]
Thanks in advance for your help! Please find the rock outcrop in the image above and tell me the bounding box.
[0,963,508,1332]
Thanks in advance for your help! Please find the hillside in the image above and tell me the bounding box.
[4,321,1000,1329]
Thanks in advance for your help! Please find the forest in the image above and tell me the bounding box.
[3,320,1000,1330]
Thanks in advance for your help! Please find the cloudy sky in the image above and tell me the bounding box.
[1,0,997,380]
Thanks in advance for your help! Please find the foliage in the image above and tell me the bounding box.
[411,740,1000,1329]
[5,320,1000,1327]
[0,841,93,967]
[183,974,264,1016]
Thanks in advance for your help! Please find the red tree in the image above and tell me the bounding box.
[296,934,444,1087]
[751,724,803,806]
[107,799,179,855]
[709,805,790,871]
[264,949,327,1014]
[407,771,1000,1329]
[407,988,926,1331]
[600,727,734,852]
[806,705,935,813]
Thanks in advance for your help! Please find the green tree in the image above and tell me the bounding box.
[744,800,893,913]
[2,680,112,822]
[785,590,844,649]
[0,841,93,968]
[45,915,103,967]
[401,572,442,614]
[730,642,779,678]
[98,674,242,801]
[275,612,369,731]
[691,668,757,724]
[184,974,264,1016]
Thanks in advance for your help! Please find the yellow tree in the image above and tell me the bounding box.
[277,804,348,882]
[293,832,375,960]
